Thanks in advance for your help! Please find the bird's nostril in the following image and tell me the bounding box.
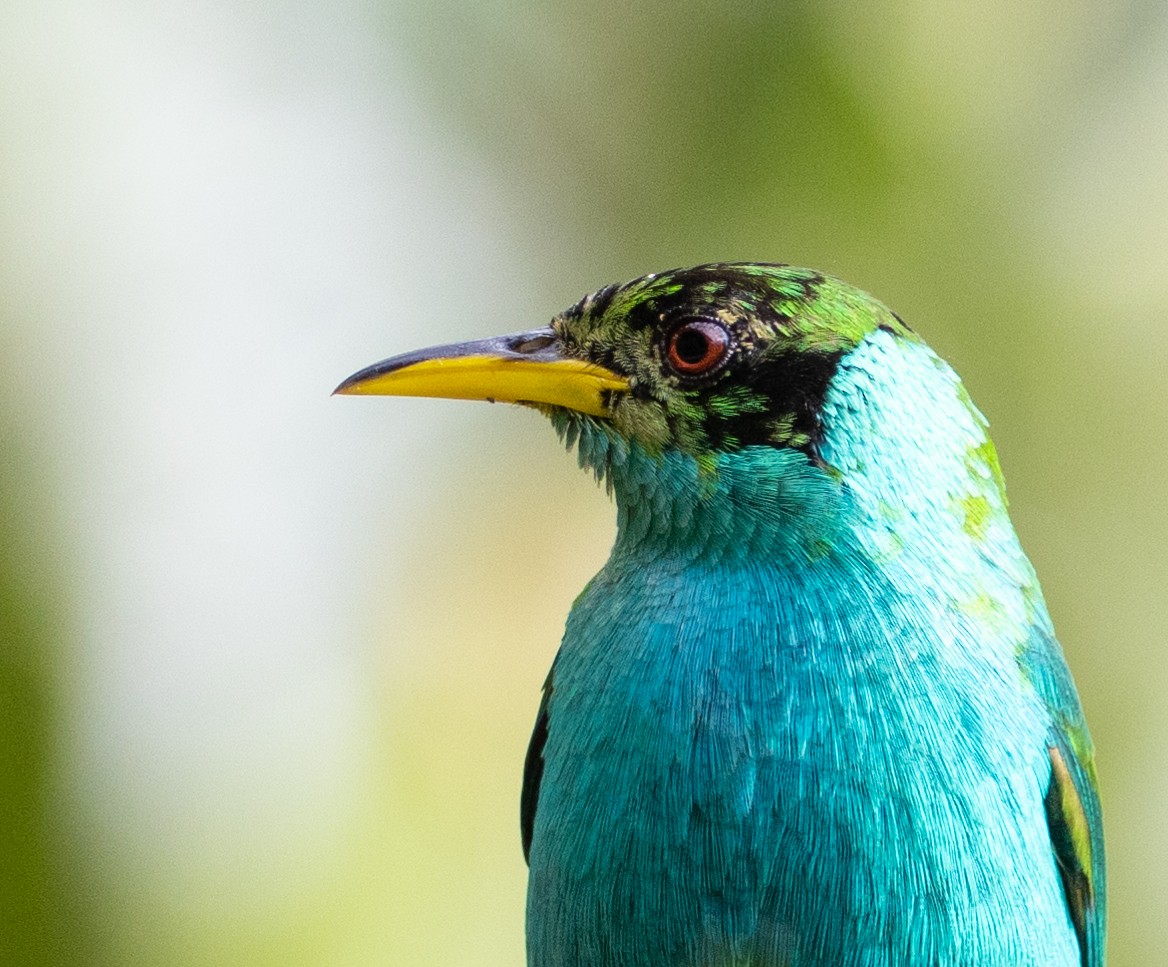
[511,333,556,354]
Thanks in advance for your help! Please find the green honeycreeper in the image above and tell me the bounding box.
[337,263,1104,967]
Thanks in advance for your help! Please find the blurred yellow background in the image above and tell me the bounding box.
[2,2,1164,964]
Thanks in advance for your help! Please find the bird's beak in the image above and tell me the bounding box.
[333,327,629,417]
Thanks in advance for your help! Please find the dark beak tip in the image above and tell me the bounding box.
[333,362,389,396]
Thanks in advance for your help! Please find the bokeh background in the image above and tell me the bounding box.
[2,1,1165,964]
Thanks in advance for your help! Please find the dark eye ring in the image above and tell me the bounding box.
[665,319,731,376]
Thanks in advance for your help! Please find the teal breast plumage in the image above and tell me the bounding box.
[338,263,1104,967]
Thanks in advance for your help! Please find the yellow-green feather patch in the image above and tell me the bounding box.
[960,494,993,540]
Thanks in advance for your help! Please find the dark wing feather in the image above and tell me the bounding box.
[1045,743,1101,967]
[1021,627,1106,967]
[521,666,555,864]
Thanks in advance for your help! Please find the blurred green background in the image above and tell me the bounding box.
[2,1,1165,964]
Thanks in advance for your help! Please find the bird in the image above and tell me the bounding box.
[336,263,1104,967]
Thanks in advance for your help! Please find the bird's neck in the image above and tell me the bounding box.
[554,413,842,566]
[815,328,1029,599]
[605,444,848,567]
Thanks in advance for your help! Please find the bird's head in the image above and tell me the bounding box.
[336,263,909,466]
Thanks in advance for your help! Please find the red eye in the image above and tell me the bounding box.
[665,319,731,375]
